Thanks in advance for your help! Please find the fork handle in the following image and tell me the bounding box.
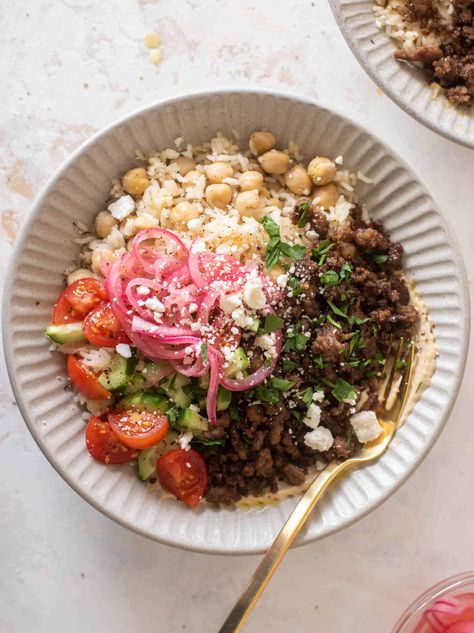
[218,459,348,633]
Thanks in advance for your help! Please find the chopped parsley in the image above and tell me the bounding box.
[312,239,334,265]
[261,216,306,270]
[348,330,365,355]
[326,314,342,329]
[348,314,370,327]
[327,299,348,319]
[255,384,279,404]
[365,249,389,264]
[321,270,340,287]
[288,276,305,296]
[297,387,314,406]
[282,359,298,372]
[296,199,312,228]
[201,342,208,365]
[312,354,325,369]
[323,377,357,403]
[263,314,284,333]
[339,261,352,282]
[284,326,310,352]
[271,377,295,391]
[229,403,240,422]
[192,437,225,447]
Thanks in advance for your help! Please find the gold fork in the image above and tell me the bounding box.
[218,338,415,633]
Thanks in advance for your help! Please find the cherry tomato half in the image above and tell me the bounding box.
[52,278,107,324]
[82,301,126,348]
[108,410,169,449]
[85,416,137,464]
[67,355,111,400]
[156,449,207,508]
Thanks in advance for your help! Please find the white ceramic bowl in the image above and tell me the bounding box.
[3,90,469,554]
[329,0,474,149]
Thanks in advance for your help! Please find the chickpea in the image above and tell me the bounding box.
[249,130,276,155]
[258,150,290,175]
[170,201,200,228]
[239,170,264,192]
[173,156,195,177]
[268,264,286,282]
[205,162,234,184]
[67,268,96,285]
[91,249,115,274]
[95,210,117,238]
[312,183,339,210]
[307,156,337,186]
[284,164,312,195]
[235,189,263,219]
[122,167,150,196]
[205,183,232,208]
[134,214,159,231]
[183,169,204,188]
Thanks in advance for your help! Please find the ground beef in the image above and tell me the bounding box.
[393,0,474,106]
[203,205,418,505]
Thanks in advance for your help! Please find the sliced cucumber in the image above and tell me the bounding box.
[138,431,179,481]
[161,372,192,408]
[225,347,250,378]
[216,387,231,411]
[45,322,85,344]
[117,391,170,414]
[246,316,260,334]
[98,353,137,391]
[176,407,209,434]
[122,372,147,395]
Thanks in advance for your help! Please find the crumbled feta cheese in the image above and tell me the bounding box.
[136,285,151,296]
[190,322,201,331]
[243,281,266,310]
[304,427,334,452]
[115,343,132,358]
[108,195,135,220]
[312,390,324,402]
[254,333,276,358]
[187,218,202,231]
[178,431,193,451]
[189,303,198,313]
[335,155,343,165]
[306,230,318,241]
[350,411,383,443]
[276,273,288,288]
[221,293,242,314]
[231,307,248,328]
[304,403,321,429]
[145,296,165,312]
[255,333,273,351]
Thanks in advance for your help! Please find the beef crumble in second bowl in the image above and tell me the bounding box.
[329,0,474,148]
[4,91,468,554]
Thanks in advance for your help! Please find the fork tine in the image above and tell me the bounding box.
[394,341,416,427]
[380,337,404,407]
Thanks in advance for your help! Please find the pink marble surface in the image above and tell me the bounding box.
[1,1,473,632]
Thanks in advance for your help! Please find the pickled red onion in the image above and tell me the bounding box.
[106,229,283,424]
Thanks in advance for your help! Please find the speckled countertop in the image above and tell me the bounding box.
[1,1,473,632]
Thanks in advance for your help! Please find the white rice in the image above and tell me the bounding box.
[373,0,453,51]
